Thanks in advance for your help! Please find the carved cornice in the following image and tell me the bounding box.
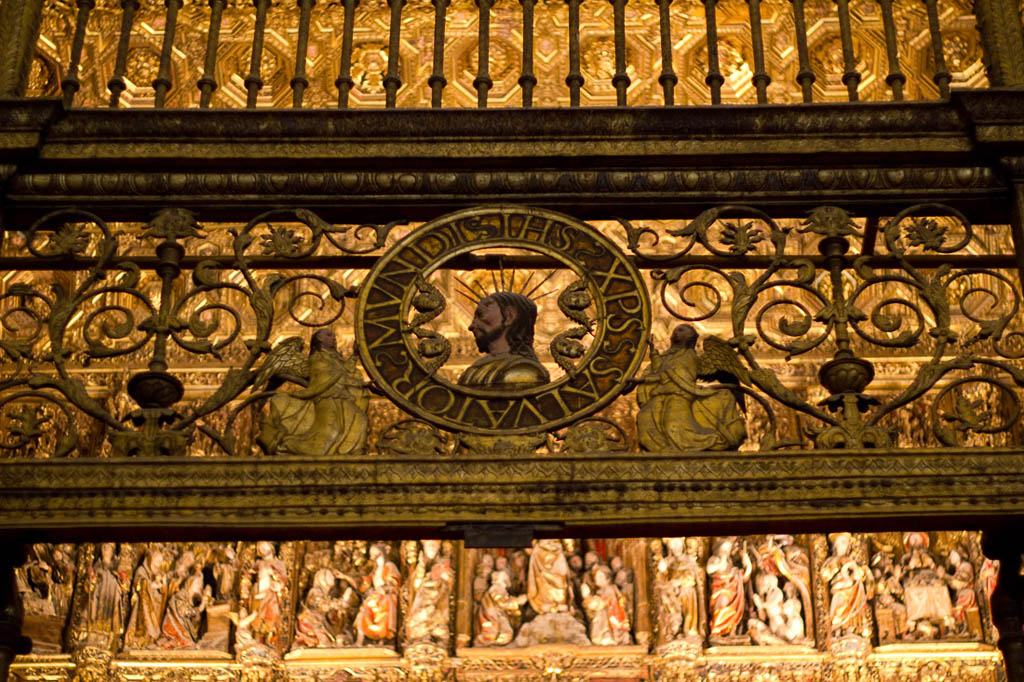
[0,95,1023,221]
[2,448,1023,541]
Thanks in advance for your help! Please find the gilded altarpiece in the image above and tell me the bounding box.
[8,532,1005,681]
[0,202,1018,680]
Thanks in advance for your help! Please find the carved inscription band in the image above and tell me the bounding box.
[356,206,650,434]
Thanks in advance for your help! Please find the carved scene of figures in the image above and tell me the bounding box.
[468,539,641,649]
[15,531,999,668]
[705,535,813,647]
[119,543,238,653]
[651,538,706,650]
[288,541,402,654]
[16,543,77,652]
[868,531,986,643]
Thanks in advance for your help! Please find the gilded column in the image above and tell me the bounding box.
[455,545,477,649]
[0,0,45,97]
[625,540,650,648]
[973,0,1024,85]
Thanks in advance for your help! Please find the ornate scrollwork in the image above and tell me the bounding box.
[1,201,1021,457]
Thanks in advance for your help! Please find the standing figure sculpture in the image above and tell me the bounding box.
[82,543,130,646]
[654,537,702,645]
[636,324,747,451]
[125,548,168,649]
[255,329,369,457]
[459,292,550,389]
[235,542,288,650]
[821,533,873,641]
[514,539,591,646]
[706,537,753,643]
[527,539,573,615]
[405,540,455,646]
[354,544,400,646]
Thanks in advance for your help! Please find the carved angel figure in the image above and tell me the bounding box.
[254,328,369,457]
[636,324,747,451]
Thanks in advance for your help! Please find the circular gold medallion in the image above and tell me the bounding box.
[355,206,650,434]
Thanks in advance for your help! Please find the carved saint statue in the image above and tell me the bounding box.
[474,569,526,647]
[946,545,979,636]
[459,292,550,389]
[900,532,954,638]
[235,542,288,650]
[17,545,54,618]
[636,324,747,451]
[125,548,168,649]
[293,556,349,649]
[527,539,573,615]
[581,565,632,646]
[405,540,455,646]
[354,544,400,646]
[83,543,130,645]
[706,537,752,643]
[871,546,908,642]
[158,568,211,649]
[654,537,702,645]
[821,532,873,640]
[255,328,369,457]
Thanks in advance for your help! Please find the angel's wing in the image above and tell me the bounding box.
[697,336,750,385]
[251,336,309,392]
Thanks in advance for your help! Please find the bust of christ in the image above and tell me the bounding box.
[458,292,550,389]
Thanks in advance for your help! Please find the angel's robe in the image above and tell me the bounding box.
[258,349,369,457]
[636,346,745,451]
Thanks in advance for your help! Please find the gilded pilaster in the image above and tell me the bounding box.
[973,0,1024,85]
[0,0,45,97]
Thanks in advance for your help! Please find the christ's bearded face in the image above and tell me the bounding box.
[468,299,508,353]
